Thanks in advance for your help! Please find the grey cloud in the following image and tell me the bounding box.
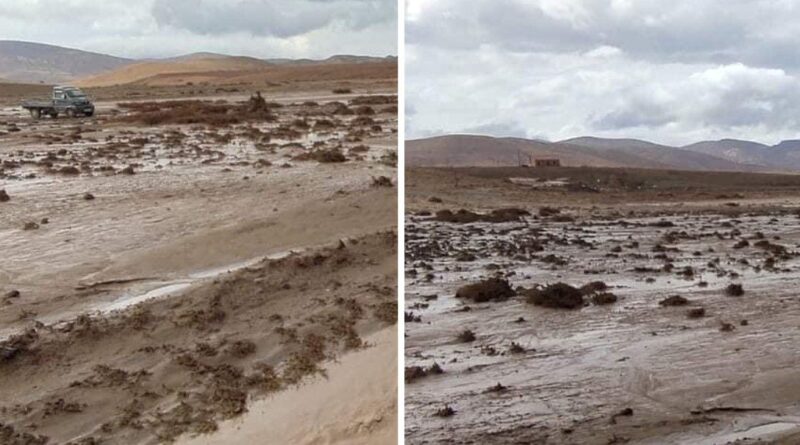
[0,0,395,59]
[151,0,395,38]
[460,121,531,139]
[407,0,800,69]
[407,0,800,145]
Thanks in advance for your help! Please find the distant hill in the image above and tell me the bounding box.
[682,139,800,170]
[407,134,772,172]
[76,54,395,87]
[0,40,132,84]
[76,56,272,87]
[562,137,759,172]
[0,40,395,86]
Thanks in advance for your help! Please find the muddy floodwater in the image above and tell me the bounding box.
[0,84,398,444]
[405,207,800,444]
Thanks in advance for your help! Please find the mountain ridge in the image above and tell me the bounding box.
[407,134,788,172]
[0,40,396,85]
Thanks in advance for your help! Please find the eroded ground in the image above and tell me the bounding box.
[0,80,397,444]
[405,167,800,445]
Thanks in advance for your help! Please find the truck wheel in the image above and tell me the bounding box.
[51,112,59,119]
[30,109,41,119]
[84,111,94,117]
[65,109,75,118]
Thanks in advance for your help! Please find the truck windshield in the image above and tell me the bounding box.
[65,90,86,98]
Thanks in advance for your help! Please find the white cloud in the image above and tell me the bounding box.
[0,0,396,59]
[406,0,800,145]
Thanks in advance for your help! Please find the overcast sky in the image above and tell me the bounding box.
[406,0,800,146]
[0,0,396,60]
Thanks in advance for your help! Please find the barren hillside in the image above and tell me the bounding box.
[0,40,131,84]
[407,134,773,172]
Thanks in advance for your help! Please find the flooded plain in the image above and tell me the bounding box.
[405,201,800,444]
[0,82,398,444]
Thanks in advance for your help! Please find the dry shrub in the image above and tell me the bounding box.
[659,295,689,306]
[725,284,744,296]
[371,176,393,187]
[525,283,584,309]
[294,148,347,163]
[455,278,515,303]
[434,208,529,224]
[115,99,276,127]
[373,301,397,324]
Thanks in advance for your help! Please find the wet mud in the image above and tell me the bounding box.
[405,200,800,444]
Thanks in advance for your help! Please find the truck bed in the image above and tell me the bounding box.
[21,99,54,109]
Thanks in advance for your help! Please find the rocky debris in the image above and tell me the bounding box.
[0,189,9,202]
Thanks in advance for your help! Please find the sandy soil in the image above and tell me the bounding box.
[0,80,397,444]
[405,167,800,445]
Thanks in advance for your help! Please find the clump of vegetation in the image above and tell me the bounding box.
[455,278,515,303]
[525,283,584,309]
[434,208,529,224]
[508,342,526,354]
[580,281,607,295]
[725,283,744,296]
[659,295,689,306]
[405,363,445,383]
[115,97,276,127]
[294,148,347,163]
[433,405,456,417]
[687,307,706,319]
[590,292,618,305]
[456,329,476,343]
[371,176,393,187]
